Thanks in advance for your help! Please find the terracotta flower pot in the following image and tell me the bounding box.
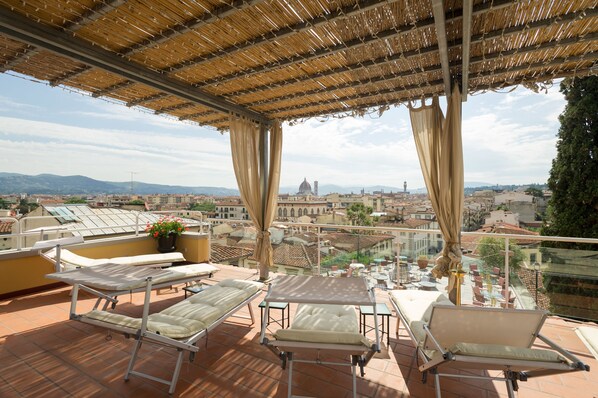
[417,259,429,269]
[157,234,177,253]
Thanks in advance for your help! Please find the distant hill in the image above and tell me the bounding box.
[281,182,495,195]
[279,184,405,195]
[0,173,239,196]
[0,173,543,196]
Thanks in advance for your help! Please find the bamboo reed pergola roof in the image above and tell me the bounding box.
[0,0,596,131]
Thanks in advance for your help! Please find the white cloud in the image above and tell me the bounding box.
[0,116,237,187]
[0,75,567,190]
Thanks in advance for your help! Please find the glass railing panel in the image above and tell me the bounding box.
[3,213,598,321]
[531,246,598,321]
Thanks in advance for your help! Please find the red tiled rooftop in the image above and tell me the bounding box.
[1,265,597,397]
[0,220,15,234]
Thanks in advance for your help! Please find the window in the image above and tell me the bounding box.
[530,253,537,263]
[291,209,295,217]
[278,208,282,217]
[284,208,288,217]
[298,208,302,216]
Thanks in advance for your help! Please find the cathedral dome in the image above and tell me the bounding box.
[298,178,313,195]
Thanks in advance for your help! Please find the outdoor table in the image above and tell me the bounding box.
[359,303,392,346]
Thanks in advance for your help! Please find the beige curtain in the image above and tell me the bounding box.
[229,116,282,280]
[409,85,464,299]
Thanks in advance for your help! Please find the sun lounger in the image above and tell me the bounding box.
[68,277,263,394]
[389,290,589,397]
[576,326,598,360]
[260,275,380,398]
[46,262,219,310]
[41,247,187,272]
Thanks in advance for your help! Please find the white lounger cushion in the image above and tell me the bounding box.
[448,343,566,363]
[48,263,219,291]
[576,326,598,360]
[85,279,263,339]
[274,303,370,346]
[45,248,186,270]
[390,290,452,325]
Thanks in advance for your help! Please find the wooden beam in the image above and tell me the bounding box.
[92,80,136,98]
[0,6,270,124]
[43,0,125,85]
[123,0,265,56]
[63,0,125,31]
[273,84,445,121]
[223,8,596,102]
[253,49,598,113]
[199,0,520,89]
[268,79,445,115]
[431,0,451,97]
[461,0,473,101]
[472,68,595,92]
[126,93,169,107]
[0,46,38,72]
[40,0,394,97]
[178,111,213,121]
[252,64,441,107]
[49,65,91,86]
[168,0,400,73]
[470,53,598,81]
[154,102,196,115]
[47,0,264,91]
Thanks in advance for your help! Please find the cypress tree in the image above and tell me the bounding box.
[542,76,598,249]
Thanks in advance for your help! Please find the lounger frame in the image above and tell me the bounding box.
[391,301,589,398]
[260,275,380,398]
[68,276,260,394]
[47,263,217,311]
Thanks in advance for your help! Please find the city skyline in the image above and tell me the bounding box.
[0,73,565,190]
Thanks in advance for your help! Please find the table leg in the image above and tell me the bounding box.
[386,315,390,349]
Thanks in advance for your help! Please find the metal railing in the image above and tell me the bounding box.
[2,214,597,320]
[206,218,598,320]
[0,211,207,251]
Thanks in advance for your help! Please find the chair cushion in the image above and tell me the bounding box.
[390,290,452,325]
[449,342,567,363]
[85,279,263,339]
[47,248,186,270]
[274,303,370,346]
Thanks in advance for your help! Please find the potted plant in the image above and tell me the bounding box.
[146,216,187,253]
[417,255,429,269]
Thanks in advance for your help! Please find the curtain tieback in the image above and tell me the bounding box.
[257,230,271,239]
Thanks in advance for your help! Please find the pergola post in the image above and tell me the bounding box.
[259,123,270,281]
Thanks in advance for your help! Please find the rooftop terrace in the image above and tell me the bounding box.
[2,264,597,397]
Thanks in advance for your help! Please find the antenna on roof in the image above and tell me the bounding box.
[130,171,139,195]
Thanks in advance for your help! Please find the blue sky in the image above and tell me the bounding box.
[0,72,565,190]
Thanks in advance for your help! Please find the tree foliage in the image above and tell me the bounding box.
[477,236,524,273]
[346,203,374,226]
[189,201,216,212]
[64,197,87,204]
[0,198,10,209]
[321,251,373,270]
[525,187,543,198]
[542,76,598,249]
[127,199,145,205]
[17,198,39,215]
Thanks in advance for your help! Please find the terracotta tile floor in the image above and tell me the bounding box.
[1,265,597,397]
